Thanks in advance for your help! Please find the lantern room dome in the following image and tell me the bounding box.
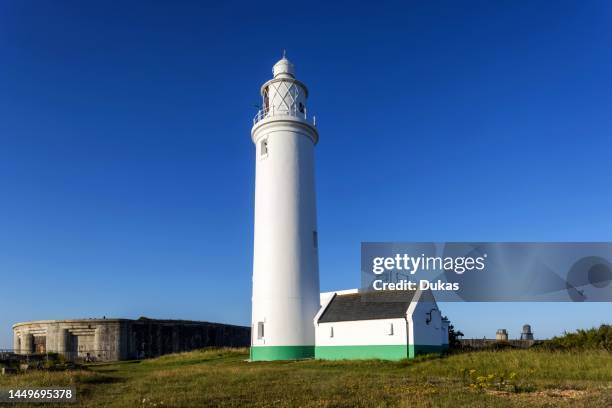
[273,56,295,78]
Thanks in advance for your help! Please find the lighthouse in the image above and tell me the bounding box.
[250,55,320,361]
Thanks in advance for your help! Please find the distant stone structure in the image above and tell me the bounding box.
[459,338,535,349]
[495,329,508,341]
[460,325,536,349]
[13,318,250,361]
[520,324,534,340]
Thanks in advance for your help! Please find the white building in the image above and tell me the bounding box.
[250,55,320,361]
[249,56,449,361]
[314,289,448,360]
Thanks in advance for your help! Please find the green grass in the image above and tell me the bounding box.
[1,348,610,407]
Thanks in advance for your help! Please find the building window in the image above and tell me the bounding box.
[257,322,264,339]
[329,326,334,338]
[388,323,394,336]
[298,102,304,113]
[263,88,269,111]
[260,139,268,158]
[313,231,318,249]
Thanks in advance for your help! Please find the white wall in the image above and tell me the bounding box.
[316,318,407,347]
[407,290,443,347]
[441,320,449,345]
[251,121,320,348]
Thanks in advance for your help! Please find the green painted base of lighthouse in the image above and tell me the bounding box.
[250,346,314,361]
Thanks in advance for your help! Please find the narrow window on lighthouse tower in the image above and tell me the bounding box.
[313,230,318,249]
[257,322,264,339]
[260,138,268,158]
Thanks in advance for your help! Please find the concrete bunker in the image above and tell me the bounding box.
[13,317,250,362]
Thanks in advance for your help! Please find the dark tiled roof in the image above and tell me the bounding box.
[318,290,418,323]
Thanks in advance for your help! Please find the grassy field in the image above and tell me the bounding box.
[0,348,610,407]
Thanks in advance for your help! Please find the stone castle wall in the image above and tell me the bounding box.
[13,318,250,361]
[459,338,536,349]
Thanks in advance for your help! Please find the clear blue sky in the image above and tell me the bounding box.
[1,1,611,347]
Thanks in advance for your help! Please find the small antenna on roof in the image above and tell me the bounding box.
[282,49,286,59]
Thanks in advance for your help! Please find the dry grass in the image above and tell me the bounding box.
[0,348,610,407]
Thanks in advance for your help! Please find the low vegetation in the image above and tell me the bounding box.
[533,324,611,351]
[1,346,610,407]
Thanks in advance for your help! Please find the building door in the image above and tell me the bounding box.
[35,337,46,353]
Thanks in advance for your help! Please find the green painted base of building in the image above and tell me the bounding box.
[315,344,444,360]
[250,345,314,361]
[316,345,407,360]
[251,344,444,361]
[408,344,444,358]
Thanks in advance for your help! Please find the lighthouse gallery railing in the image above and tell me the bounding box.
[253,105,316,127]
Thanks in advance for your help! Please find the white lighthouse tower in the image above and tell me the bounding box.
[250,55,320,360]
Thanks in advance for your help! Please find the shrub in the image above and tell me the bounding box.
[534,324,611,351]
